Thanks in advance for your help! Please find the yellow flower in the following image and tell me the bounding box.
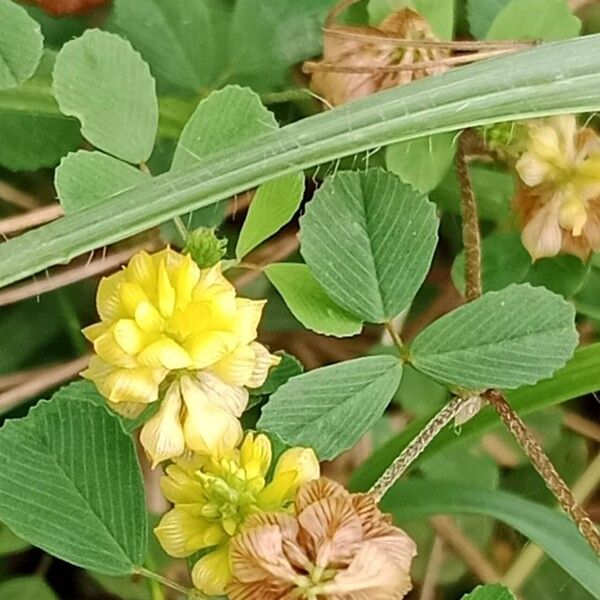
[514,115,600,260]
[82,248,280,463]
[154,432,320,596]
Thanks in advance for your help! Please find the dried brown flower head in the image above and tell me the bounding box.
[227,477,416,599]
[304,7,449,107]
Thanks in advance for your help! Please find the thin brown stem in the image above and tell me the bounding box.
[563,411,600,442]
[136,567,205,599]
[326,0,361,26]
[430,516,501,582]
[0,181,40,210]
[0,204,63,236]
[0,239,160,307]
[456,132,482,302]
[487,390,600,556]
[303,49,513,75]
[0,355,91,414]
[419,535,445,600]
[370,396,464,502]
[323,28,536,50]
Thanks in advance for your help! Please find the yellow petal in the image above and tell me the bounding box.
[516,153,553,187]
[137,338,192,369]
[185,331,239,369]
[158,259,176,318]
[81,355,115,398]
[196,372,249,417]
[232,299,266,344]
[155,507,211,558]
[81,322,107,342]
[125,251,157,294]
[245,343,281,389]
[113,319,154,354]
[211,345,256,387]
[140,381,185,467]
[107,400,147,419]
[135,300,165,332]
[521,197,563,260]
[105,367,165,404]
[191,545,232,596]
[175,254,201,308]
[180,375,243,456]
[240,433,272,480]
[119,281,149,316]
[97,272,125,322]
[273,447,320,494]
[161,461,206,504]
[559,191,588,236]
[94,332,138,368]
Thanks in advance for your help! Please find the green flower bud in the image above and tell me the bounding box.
[184,227,227,268]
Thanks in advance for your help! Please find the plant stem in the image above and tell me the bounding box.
[369,396,464,502]
[487,390,600,557]
[456,132,482,302]
[136,567,206,599]
[173,216,190,245]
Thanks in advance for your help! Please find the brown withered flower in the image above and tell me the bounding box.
[227,477,416,599]
[513,115,600,260]
[304,6,449,107]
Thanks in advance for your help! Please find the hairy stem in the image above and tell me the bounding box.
[487,390,600,556]
[456,132,482,302]
[369,396,464,502]
[136,567,206,599]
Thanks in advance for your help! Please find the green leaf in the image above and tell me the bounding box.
[4,35,600,286]
[525,254,590,298]
[113,0,233,93]
[486,0,581,41]
[264,263,364,337]
[0,51,81,171]
[258,356,402,460]
[386,132,456,193]
[461,584,516,600]
[0,577,58,600]
[368,0,455,39]
[0,0,43,90]
[466,0,509,38]
[230,0,332,90]
[351,342,600,490]
[171,85,279,226]
[381,481,600,598]
[236,173,305,258]
[300,169,438,323]
[576,264,600,320]
[56,151,150,214]
[53,29,158,163]
[91,573,151,600]
[0,384,148,575]
[0,523,29,556]
[411,284,578,389]
[452,231,531,294]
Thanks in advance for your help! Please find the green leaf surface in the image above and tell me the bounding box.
[56,151,150,214]
[466,0,509,38]
[411,284,578,389]
[0,385,148,574]
[0,51,81,171]
[53,29,158,163]
[526,254,590,298]
[113,0,233,93]
[486,0,581,41]
[0,577,58,600]
[368,0,455,39]
[4,36,600,286]
[0,0,43,90]
[351,342,600,490]
[461,584,516,600]
[265,263,364,337]
[258,355,402,460]
[236,173,305,258]
[230,0,333,90]
[171,85,279,226]
[300,169,438,323]
[386,132,456,193]
[381,480,600,598]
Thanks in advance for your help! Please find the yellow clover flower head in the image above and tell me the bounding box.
[82,248,280,464]
[154,432,320,596]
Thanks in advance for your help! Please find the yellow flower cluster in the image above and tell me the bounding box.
[83,248,280,464]
[154,432,320,595]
